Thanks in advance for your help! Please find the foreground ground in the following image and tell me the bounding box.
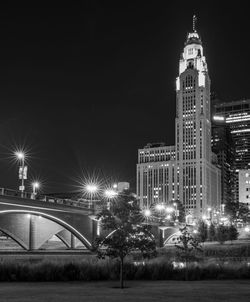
[0,281,250,302]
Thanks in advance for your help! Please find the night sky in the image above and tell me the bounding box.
[1,1,250,193]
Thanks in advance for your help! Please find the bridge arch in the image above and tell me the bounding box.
[0,209,92,250]
[161,226,181,246]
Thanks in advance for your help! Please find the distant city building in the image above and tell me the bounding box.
[211,118,236,204]
[239,170,250,205]
[117,182,130,192]
[137,20,221,219]
[213,99,250,171]
[137,144,177,208]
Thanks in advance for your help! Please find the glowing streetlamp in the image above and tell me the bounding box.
[155,203,165,211]
[144,209,151,217]
[165,206,174,213]
[85,183,98,208]
[202,215,207,221]
[173,202,179,222]
[143,208,151,225]
[104,189,118,199]
[104,189,118,210]
[32,182,40,199]
[207,207,212,223]
[15,151,27,196]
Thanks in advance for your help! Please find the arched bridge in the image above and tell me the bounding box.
[0,188,100,251]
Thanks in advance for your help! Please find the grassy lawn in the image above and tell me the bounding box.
[0,280,250,302]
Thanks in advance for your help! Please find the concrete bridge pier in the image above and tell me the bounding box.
[70,233,76,249]
[0,194,104,251]
[28,215,36,251]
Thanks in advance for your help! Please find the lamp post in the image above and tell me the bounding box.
[104,189,118,210]
[207,207,212,224]
[85,184,98,208]
[32,182,40,199]
[15,151,27,197]
[144,208,151,225]
[173,202,179,222]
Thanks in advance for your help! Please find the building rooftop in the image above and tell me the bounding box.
[143,142,166,149]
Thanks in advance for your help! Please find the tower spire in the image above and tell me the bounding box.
[193,15,197,32]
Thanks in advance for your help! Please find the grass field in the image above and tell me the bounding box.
[0,280,250,302]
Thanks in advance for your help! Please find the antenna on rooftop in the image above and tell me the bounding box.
[193,15,197,32]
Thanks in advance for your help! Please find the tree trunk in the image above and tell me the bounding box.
[120,257,124,289]
[185,258,188,281]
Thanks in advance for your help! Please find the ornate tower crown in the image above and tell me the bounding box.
[176,15,208,89]
[185,15,202,46]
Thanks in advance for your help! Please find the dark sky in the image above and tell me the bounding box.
[1,1,250,193]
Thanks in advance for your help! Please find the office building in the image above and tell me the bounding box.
[213,99,250,171]
[239,170,250,205]
[137,19,221,219]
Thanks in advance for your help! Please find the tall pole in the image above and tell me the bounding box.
[32,182,39,199]
[16,152,26,197]
[21,156,24,196]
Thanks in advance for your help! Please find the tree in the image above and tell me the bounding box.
[225,202,249,224]
[197,220,208,244]
[228,224,238,243]
[208,223,216,241]
[175,225,202,280]
[94,191,156,288]
[216,225,228,244]
[238,203,249,224]
[224,202,238,222]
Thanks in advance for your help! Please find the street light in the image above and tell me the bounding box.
[85,183,98,208]
[104,189,118,210]
[165,206,174,213]
[15,151,27,197]
[155,203,165,211]
[104,189,118,199]
[32,182,40,199]
[173,202,179,222]
[143,208,151,225]
[144,209,151,217]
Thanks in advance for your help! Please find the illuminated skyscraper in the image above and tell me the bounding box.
[175,19,221,217]
[211,118,236,204]
[213,99,250,203]
[137,17,221,219]
[213,99,250,171]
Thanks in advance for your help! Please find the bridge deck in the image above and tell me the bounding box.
[0,187,100,214]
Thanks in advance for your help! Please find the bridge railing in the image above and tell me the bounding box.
[0,187,33,199]
[0,187,101,211]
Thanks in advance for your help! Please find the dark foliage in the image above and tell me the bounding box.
[175,225,202,280]
[225,202,249,223]
[197,220,208,243]
[228,225,239,243]
[216,225,228,244]
[208,223,216,241]
[0,258,250,282]
[93,191,156,288]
